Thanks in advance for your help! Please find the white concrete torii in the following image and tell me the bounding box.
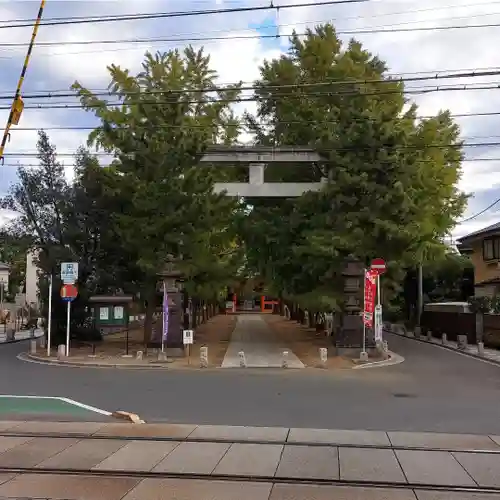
[200,146,328,197]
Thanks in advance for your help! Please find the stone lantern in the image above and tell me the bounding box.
[335,255,368,355]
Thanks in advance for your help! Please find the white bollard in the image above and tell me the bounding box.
[158,351,167,362]
[414,326,421,339]
[57,344,66,360]
[426,330,432,341]
[478,342,485,356]
[360,351,368,362]
[282,351,289,368]
[441,333,447,345]
[319,347,328,367]
[239,351,246,367]
[30,339,37,355]
[200,346,208,368]
[136,351,143,360]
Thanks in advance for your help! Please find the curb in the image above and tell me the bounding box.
[384,328,500,367]
[352,351,404,369]
[111,411,145,424]
[20,353,175,370]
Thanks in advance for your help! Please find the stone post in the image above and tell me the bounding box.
[441,333,447,345]
[200,346,208,368]
[282,351,289,368]
[426,330,432,341]
[239,351,246,367]
[30,339,37,355]
[319,347,328,367]
[477,342,485,356]
[457,335,468,350]
[57,344,66,360]
[136,351,143,360]
[414,326,421,339]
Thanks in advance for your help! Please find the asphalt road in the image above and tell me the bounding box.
[1,333,500,433]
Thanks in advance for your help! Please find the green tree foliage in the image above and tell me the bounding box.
[0,131,113,341]
[72,47,245,342]
[242,24,467,311]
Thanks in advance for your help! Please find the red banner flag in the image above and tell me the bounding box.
[363,269,377,327]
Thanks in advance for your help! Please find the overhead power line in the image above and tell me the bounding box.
[458,198,500,224]
[0,0,367,30]
[0,84,498,111]
[0,68,498,101]
[0,22,498,50]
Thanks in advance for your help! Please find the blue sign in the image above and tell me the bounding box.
[61,296,76,302]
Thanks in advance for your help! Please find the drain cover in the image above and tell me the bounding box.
[392,393,416,398]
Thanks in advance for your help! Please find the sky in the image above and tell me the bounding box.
[0,0,500,240]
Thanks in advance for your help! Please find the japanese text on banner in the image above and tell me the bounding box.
[364,269,377,327]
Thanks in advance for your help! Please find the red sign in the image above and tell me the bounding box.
[370,258,386,275]
[60,284,78,300]
[363,269,377,327]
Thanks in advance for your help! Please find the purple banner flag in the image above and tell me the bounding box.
[162,282,169,342]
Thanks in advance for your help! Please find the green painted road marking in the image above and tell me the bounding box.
[0,395,111,417]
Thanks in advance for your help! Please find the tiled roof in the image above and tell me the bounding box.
[457,221,500,242]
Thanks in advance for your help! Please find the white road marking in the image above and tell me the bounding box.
[0,394,111,415]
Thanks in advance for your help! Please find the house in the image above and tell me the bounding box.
[457,221,500,298]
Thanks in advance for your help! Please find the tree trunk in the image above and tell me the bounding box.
[143,294,156,347]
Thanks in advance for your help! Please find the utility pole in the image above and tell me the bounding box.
[0,0,46,163]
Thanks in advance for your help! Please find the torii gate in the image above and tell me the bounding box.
[200,145,327,197]
[200,145,327,311]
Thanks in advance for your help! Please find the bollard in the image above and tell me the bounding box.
[57,344,66,360]
[478,342,485,356]
[441,333,447,345]
[457,335,468,351]
[200,346,208,368]
[239,351,246,367]
[426,330,432,341]
[136,351,143,360]
[39,336,46,349]
[360,351,368,362]
[414,326,421,339]
[157,351,167,362]
[30,339,37,355]
[319,347,328,367]
[282,351,289,368]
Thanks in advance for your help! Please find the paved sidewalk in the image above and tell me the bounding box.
[221,315,304,368]
[0,421,499,498]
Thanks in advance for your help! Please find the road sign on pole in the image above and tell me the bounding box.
[61,262,78,284]
[60,284,78,357]
[60,284,78,302]
[370,258,386,275]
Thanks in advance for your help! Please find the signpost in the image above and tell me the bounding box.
[183,329,193,364]
[370,258,386,344]
[60,283,78,356]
